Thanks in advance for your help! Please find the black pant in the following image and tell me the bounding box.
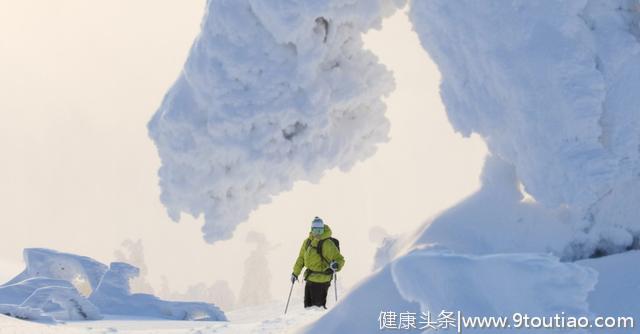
[304,280,331,308]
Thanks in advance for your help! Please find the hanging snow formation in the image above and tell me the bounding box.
[0,249,226,323]
[148,0,406,242]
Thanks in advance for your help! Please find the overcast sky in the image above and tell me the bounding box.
[0,1,486,306]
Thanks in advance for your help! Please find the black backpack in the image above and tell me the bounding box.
[306,237,340,265]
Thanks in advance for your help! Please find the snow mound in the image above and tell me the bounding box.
[304,248,598,334]
[392,251,596,328]
[20,286,101,321]
[300,263,421,334]
[5,248,108,293]
[90,262,225,321]
[148,0,406,242]
[0,278,76,306]
[410,0,640,259]
[413,155,576,257]
[0,249,226,323]
[578,250,640,321]
[305,153,636,333]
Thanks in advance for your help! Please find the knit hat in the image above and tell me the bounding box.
[311,216,324,228]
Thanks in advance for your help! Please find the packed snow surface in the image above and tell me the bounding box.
[0,299,326,334]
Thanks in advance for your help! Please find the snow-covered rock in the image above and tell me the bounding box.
[20,286,101,321]
[0,278,75,306]
[90,262,226,321]
[0,249,226,323]
[148,0,406,242]
[0,279,101,322]
[4,248,108,293]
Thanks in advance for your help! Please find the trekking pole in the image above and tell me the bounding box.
[284,280,295,314]
[334,272,338,302]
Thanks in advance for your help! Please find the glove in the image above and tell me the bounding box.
[329,260,339,271]
[291,273,298,283]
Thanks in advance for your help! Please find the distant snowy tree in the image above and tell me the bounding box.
[114,239,154,294]
[237,232,274,307]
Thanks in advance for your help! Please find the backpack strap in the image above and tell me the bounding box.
[318,238,336,266]
[305,238,332,266]
[303,238,337,280]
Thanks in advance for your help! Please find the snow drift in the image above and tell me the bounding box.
[148,0,406,242]
[392,251,596,331]
[303,156,601,333]
[0,249,226,323]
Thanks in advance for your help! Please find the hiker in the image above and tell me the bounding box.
[290,217,345,309]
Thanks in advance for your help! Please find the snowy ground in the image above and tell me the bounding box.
[2,253,639,334]
[0,300,325,334]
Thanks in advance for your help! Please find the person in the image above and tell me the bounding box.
[291,217,345,309]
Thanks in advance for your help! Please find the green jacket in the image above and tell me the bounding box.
[292,224,345,283]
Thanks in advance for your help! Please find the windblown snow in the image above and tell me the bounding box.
[148,0,406,242]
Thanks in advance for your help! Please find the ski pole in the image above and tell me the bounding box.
[284,280,295,314]
[334,272,338,302]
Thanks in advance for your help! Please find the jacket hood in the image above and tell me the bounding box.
[308,223,332,240]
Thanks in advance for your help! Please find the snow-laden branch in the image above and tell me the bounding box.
[149,0,405,242]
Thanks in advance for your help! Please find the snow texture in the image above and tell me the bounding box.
[0,278,77,306]
[578,250,640,323]
[0,305,55,324]
[0,277,101,322]
[4,248,108,293]
[0,249,226,323]
[90,262,226,321]
[148,0,406,242]
[20,285,102,321]
[391,251,596,334]
[301,263,421,334]
[410,0,640,259]
[412,155,577,257]
[0,299,325,334]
